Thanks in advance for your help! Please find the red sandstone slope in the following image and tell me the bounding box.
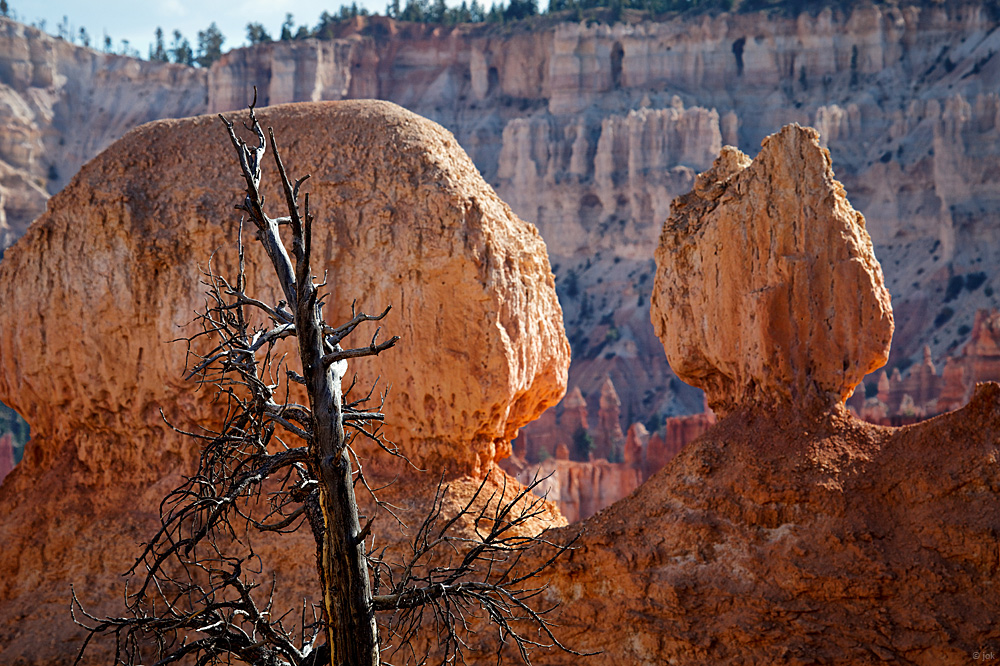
[522,387,1000,664]
[495,125,1000,664]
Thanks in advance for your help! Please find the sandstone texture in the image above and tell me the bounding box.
[0,18,206,251]
[651,124,894,415]
[0,100,568,663]
[0,99,569,475]
[492,116,1000,665]
[2,17,999,664]
[512,388,1000,664]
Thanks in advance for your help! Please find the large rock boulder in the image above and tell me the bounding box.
[0,99,569,476]
[651,124,894,416]
[0,100,568,663]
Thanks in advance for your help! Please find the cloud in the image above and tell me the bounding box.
[159,0,189,19]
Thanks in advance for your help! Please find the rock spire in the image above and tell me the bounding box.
[650,124,894,416]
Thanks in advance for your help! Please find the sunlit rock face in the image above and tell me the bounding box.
[6,5,1000,421]
[0,100,569,664]
[499,122,999,666]
[651,124,893,416]
[0,18,207,251]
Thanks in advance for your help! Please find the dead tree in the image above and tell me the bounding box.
[72,97,581,666]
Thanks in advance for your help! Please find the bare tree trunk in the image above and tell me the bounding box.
[296,288,380,666]
[222,107,381,666]
[72,100,581,666]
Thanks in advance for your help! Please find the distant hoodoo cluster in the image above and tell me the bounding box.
[503,376,715,521]
[852,309,1000,423]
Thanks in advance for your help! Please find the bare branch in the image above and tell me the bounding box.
[321,335,400,367]
[75,100,580,666]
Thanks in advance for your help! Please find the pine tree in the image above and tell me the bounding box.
[246,22,272,45]
[280,13,294,40]
[170,29,194,66]
[195,22,224,68]
[150,27,169,62]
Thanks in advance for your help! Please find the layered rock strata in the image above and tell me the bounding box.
[0,101,568,663]
[0,19,206,251]
[508,456,642,524]
[11,4,1000,424]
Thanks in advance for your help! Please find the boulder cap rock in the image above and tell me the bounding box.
[651,123,893,416]
[0,99,570,477]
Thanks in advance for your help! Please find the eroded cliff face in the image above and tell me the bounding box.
[0,19,206,251]
[5,5,999,424]
[0,101,568,663]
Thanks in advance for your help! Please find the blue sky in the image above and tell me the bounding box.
[22,1,389,57]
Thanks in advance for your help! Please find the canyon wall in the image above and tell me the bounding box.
[503,376,716,520]
[0,19,206,250]
[4,3,1000,439]
[1,27,998,664]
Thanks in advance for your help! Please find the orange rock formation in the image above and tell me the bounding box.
[0,101,568,663]
[510,387,1000,663]
[3,97,999,664]
[594,376,624,460]
[496,124,1000,664]
[651,124,894,416]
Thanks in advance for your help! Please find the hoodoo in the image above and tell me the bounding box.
[0,100,569,663]
[651,124,894,416]
[501,125,1000,664]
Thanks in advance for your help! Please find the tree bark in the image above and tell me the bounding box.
[297,284,380,666]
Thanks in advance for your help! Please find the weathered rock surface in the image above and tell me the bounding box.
[0,18,206,251]
[513,387,1000,664]
[0,100,568,663]
[495,117,1000,665]
[651,124,894,415]
[0,99,569,474]
[505,376,715,520]
[856,309,1000,421]
[593,375,624,459]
